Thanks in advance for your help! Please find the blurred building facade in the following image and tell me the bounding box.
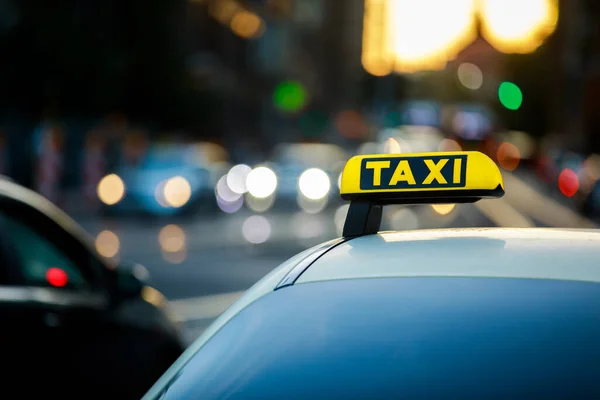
[185,0,365,158]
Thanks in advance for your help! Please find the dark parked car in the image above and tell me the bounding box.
[0,179,185,399]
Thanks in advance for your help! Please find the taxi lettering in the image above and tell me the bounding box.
[360,155,467,190]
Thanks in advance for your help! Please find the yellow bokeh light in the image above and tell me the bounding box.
[163,176,192,208]
[478,0,558,54]
[97,174,125,205]
[384,138,402,154]
[231,11,264,39]
[432,204,456,215]
[361,0,558,76]
[95,230,120,258]
[438,138,462,152]
[159,225,186,253]
[210,0,239,24]
[141,286,165,307]
[362,0,394,76]
[388,0,478,73]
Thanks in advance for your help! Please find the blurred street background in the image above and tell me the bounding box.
[2,0,600,341]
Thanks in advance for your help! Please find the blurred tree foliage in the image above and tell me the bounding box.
[0,0,217,131]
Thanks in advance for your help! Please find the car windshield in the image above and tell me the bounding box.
[157,277,600,399]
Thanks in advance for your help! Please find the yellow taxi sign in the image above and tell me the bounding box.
[340,151,504,203]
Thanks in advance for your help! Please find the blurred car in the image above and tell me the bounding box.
[245,143,348,212]
[144,151,600,399]
[0,179,186,398]
[100,142,230,216]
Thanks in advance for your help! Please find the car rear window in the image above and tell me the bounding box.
[157,277,600,399]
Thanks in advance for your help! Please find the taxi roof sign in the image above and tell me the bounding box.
[340,151,504,237]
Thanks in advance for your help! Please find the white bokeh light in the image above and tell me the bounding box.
[246,167,278,198]
[242,215,272,244]
[298,168,331,200]
[457,63,483,90]
[216,174,242,203]
[226,164,252,194]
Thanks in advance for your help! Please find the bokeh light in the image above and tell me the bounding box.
[503,130,535,159]
[97,174,125,205]
[216,175,242,203]
[558,168,579,198]
[273,81,307,112]
[209,0,239,24]
[431,204,456,215]
[498,82,523,110]
[361,0,393,76]
[387,0,479,73]
[478,0,559,54]
[226,164,252,194]
[133,264,150,281]
[581,154,600,193]
[497,142,521,171]
[46,267,68,287]
[438,138,462,152]
[242,215,272,244]
[298,168,331,200]
[95,230,120,258]
[159,225,186,253]
[155,180,170,207]
[457,63,483,90]
[383,137,402,154]
[163,176,192,208]
[246,167,277,198]
[141,286,165,307]
[230,10,264,39]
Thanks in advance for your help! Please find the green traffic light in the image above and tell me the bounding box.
[498,82,523,110]
[273,81,307,112]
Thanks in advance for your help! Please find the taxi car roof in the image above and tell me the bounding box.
[296,228,600,285]
[144,227,600,399]
[145,227,600,399]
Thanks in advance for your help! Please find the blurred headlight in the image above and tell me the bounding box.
[162,176,192,208]
[246,167,277,198]
[97,174,125,205]
[298,168,331,200]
